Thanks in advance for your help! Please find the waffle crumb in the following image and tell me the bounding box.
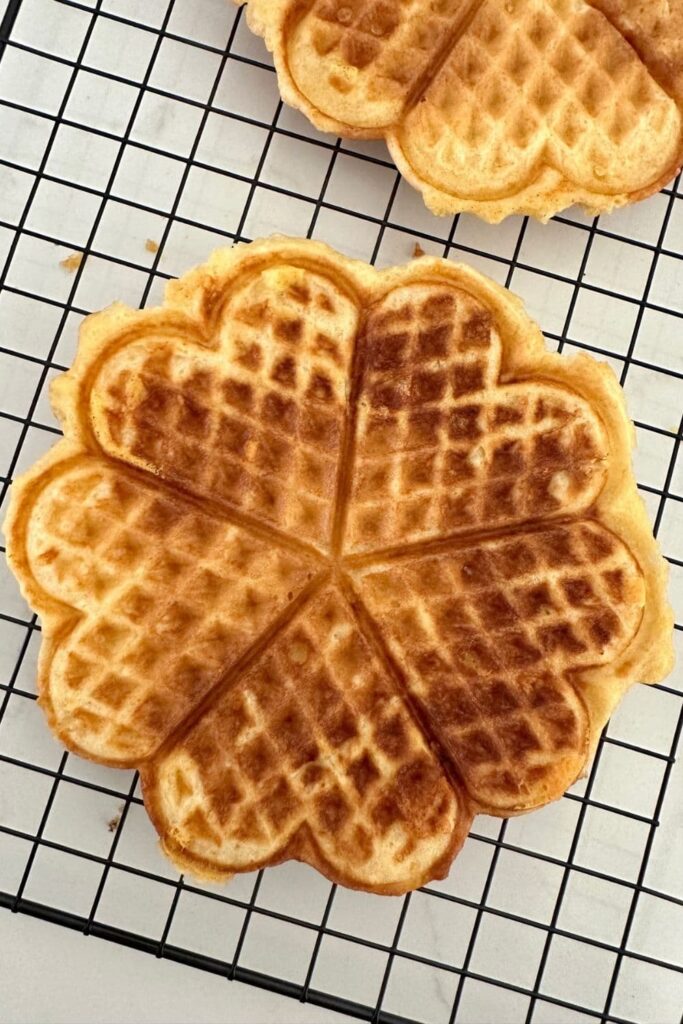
[60,252,83,273]
[145,239,160,253]
[413,242,426,258]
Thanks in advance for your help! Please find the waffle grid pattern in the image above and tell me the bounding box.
[277,0,683,217]
[306,0,462,98]
[0,2,682,1023]
[396,0,676,192]
[347,283,607,553]
[157,586,457,885]
[356,522,640,809]
[26,458,316,761]
[95,268,357,547]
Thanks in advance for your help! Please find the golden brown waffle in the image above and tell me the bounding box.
[5,238,673,894]
[236,0,683,221]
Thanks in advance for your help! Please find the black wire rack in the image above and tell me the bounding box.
[1,1,682,1022]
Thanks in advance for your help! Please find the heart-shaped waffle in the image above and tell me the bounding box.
[5,239,672,893]
[236,0,683,220]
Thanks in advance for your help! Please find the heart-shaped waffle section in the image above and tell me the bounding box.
[19,455,318,764]
[237,0,683,220]
[346,281,608,553]
[5,239,672,894]
[84,267,360,552]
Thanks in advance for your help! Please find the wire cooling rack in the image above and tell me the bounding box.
[0,1,682,1022]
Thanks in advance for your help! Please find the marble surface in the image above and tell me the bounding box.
[1,911,348,1024]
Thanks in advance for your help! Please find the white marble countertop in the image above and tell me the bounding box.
[2,911,349,1024]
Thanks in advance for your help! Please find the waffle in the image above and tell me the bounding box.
[236,0,683,221]
[5,238,673,894]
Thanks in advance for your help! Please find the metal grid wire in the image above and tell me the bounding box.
[0,1,682,1021]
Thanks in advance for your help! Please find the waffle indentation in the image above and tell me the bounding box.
[346,282,608,554]
[146,587,459,888]
[26,459,317,763]
[353,521,643,811]
[92,267,359,552]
